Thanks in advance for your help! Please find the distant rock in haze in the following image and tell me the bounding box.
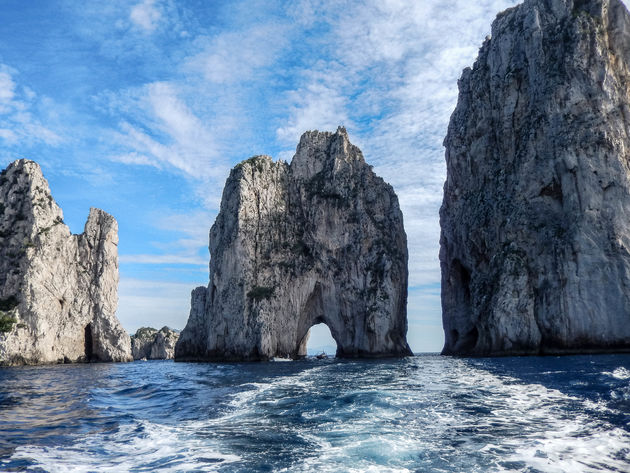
[440,0,630,355]
[0,159,132,365]
[176,127,412,361]
[131,326,179,360]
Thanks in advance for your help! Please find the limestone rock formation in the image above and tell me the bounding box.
[440,0,630,355]
[176,127,411,361]
[0,159,132,365]
[131,326,179,360]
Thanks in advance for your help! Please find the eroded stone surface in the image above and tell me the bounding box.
[176,127,411,361]
[0,159,132,365]
[131,326,179,360]
[440,0,630,355]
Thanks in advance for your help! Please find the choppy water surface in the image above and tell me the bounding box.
[1,354,629,472]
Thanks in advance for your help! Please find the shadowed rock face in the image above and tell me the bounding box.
[0,159,132,365]
[176,127,412,361]
[440,0,630,355]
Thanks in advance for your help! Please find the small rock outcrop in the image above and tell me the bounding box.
[440,0,630,355]
[0,159,132,365]
[176,127,411,361]
[131,326,179,360]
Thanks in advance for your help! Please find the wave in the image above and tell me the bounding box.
[10,419,240,473]
[2,356,629,472]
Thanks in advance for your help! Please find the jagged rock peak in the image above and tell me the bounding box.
[440,0,630,355]
[0,159,132,365]
[176,128,412,361]
[291,126,365,179]
[131,326,179,360]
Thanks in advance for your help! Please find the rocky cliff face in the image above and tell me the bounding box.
[0,159,132,365]
[131,326,179,360]
[440,0,630,355]
[176,127,411,361]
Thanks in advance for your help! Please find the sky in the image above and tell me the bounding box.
[4,0,622,353]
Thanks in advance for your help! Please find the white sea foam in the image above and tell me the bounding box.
[290,359,630,473]
[604,367,630,380]
[473,369,630,473]
[3,356,629,472]
[10,419,240,473]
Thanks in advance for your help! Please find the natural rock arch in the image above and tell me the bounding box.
[176,128,412,361]
[298,321,338,357]
[293,284,344,357]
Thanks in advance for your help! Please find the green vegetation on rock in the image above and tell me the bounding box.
[0,312,17,333]
[247,286,275,301]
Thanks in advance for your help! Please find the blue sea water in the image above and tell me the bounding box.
[0,354,629,472]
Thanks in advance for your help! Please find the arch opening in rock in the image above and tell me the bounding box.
[305,323,338,357]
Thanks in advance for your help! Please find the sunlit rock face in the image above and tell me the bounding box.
[131,326,179,360]
[440,0,630,355]
[0,159,132,365]
[176,127,412,361]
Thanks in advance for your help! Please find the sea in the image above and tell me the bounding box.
[0,354,629,473]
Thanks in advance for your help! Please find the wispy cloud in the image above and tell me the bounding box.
[97,0,521,289]
[103,9,295,210]
[120,210,211,267]
[0,68,16,109]
[186,24,290,84]
[120,253,206,265]
[3,0,583,343]
[276,68,352,145]
[60,0,184,62]
[0,65,62,150]
[275,0,519,286]
[108,81,228,184]
[117,278,198,332]
[130,0,163,32]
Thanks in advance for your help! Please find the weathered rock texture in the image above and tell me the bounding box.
[0,159,132,365]
[176,127,411,361]
[440,0,630,355]
[131,326,179,360]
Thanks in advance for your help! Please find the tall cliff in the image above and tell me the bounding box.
[176,127,411,361]
[440,0,630,355]
[0,159,132,365]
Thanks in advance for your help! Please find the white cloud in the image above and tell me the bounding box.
[115,214,212,333]
[0,69,16,107]
[110,0,521,290]
[117,278,199,332]
[277,0,519,288]
[130,0,162,32]
[99,0,525,333]
[188,25,289,84]
[120,210,212,267]
[0,128,16,142]
[111,81,228,184]
[0,65,62,147]
[107,14,296,210]
[120,253,206,265]
[276,73,352,145]
[109,152,160,168]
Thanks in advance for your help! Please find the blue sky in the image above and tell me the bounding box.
[3,0,611,352]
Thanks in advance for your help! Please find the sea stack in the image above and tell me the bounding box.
[440,0,630,355]
[0,159,132,365]
[131,326,179,360]
[176,127,411,361]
